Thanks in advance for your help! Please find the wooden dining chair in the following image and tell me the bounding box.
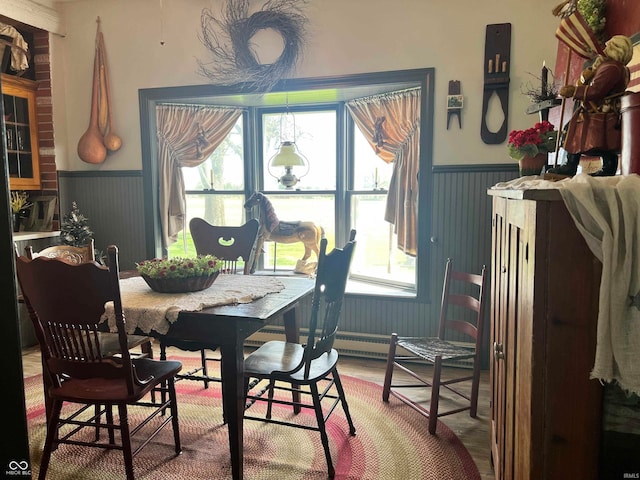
[25,238,96,264]
[24,238,153,361]
[382,258,487,434]
[15,245,183,480]
[243,230,357,478]
[159,218,260,389]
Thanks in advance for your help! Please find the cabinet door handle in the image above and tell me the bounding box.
[493,341,505,360]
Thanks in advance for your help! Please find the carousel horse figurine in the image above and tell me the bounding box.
[243,192,324,274]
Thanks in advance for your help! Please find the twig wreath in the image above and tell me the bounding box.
[197,0,309,92]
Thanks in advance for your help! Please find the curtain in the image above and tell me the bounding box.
[346,88,421,256]
[156,104,242,250]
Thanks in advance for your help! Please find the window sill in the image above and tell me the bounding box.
[254,270,416,298]
[346,279,416,298]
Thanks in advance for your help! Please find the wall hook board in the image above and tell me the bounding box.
[447,80,463,129]
[480,23,511,144]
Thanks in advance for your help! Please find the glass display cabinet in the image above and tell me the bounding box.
[2,73,40,190]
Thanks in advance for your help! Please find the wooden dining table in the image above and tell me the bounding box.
[115,274,315,480]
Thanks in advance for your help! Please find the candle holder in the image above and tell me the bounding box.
[522,67,560,122]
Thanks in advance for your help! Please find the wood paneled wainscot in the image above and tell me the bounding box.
[488,188,602,480]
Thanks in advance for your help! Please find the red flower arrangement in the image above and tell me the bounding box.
[507,120,557,161]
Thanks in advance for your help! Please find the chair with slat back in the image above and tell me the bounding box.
[25,238,96,264]
[15,245,183,480]
[159,218,260,390]
[382,258,487,434]
[242,230,357,478]
[25,237,153,361]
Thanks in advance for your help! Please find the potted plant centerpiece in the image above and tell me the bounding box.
[507,120,558,176]
[136,255,221,293]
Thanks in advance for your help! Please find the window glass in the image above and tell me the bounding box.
[350,194,416,288]
[263,110,336,190]
[170,116,245,258]
[350,126,415,288]
[353,127,394,191]
[257,194,335,271]
[183,117,244,191]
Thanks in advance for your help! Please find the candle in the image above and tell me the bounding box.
[541,61,548,95]
[374,168,379,189]
[209,169,214,189]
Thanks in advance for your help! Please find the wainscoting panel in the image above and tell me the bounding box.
[58,171,146,270]
[58,166,517,363]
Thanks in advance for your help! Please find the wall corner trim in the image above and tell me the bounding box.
[0,0,65,36]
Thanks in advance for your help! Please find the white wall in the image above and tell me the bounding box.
[8,0,560,170]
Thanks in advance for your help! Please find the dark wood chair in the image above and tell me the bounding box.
[159,218,260,389]
[382,258,487,434]
[25,238,96,264]
[15,245,182,480]
[190,217,259,275]
[24,238,153,361]
[243,230,357,478]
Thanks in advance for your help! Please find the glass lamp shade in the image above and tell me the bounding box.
[268,141,309,189]
[270,141,307,167]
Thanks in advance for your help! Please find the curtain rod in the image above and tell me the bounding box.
[348,86,421,104]
[157,103,248,111]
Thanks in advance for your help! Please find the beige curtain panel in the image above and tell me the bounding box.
[346,88,421,256]
[156,104,242,250]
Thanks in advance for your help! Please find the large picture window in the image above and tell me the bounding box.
[141,68,433,298]
[170,105,416,290]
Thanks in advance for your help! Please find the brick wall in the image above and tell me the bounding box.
[30,29,59,229]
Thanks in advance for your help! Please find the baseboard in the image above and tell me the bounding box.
[246,327,474,368]
[246,327,391,360]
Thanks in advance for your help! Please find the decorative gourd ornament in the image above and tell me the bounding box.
[97,29,122,152]
[77,43,107,164]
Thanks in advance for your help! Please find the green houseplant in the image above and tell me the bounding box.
[136,255,221,293]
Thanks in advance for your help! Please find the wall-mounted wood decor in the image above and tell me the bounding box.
[447,80,463,129]
[480,23,511,144]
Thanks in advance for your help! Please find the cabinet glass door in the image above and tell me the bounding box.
[2,75,40,189]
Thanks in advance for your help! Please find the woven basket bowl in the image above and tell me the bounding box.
[141,271,220,293]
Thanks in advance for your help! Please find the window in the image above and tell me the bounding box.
[171,106,416,290]
[350,127,415,288]
[263,110,336,190]
[141,68,433,298]
[170,116,246,257]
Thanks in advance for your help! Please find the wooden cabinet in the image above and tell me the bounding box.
[2,74,40,190]
[489,189,603,480]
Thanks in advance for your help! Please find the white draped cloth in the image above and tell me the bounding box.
[103,275,285,335]
[492,174,640,395]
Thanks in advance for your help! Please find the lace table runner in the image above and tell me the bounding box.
[102,275,285,335]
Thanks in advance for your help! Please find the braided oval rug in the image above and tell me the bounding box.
[24,358,480,480]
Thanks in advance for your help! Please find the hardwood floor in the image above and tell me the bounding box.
[20,345,493,480]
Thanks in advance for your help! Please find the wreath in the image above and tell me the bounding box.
[197,0,309,92]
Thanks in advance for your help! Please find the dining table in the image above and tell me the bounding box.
[106,273,315,480]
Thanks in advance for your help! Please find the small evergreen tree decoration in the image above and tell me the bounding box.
[60,201,94,247]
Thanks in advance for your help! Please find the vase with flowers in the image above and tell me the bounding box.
[10,190,32,232]
[507,121,558,176]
